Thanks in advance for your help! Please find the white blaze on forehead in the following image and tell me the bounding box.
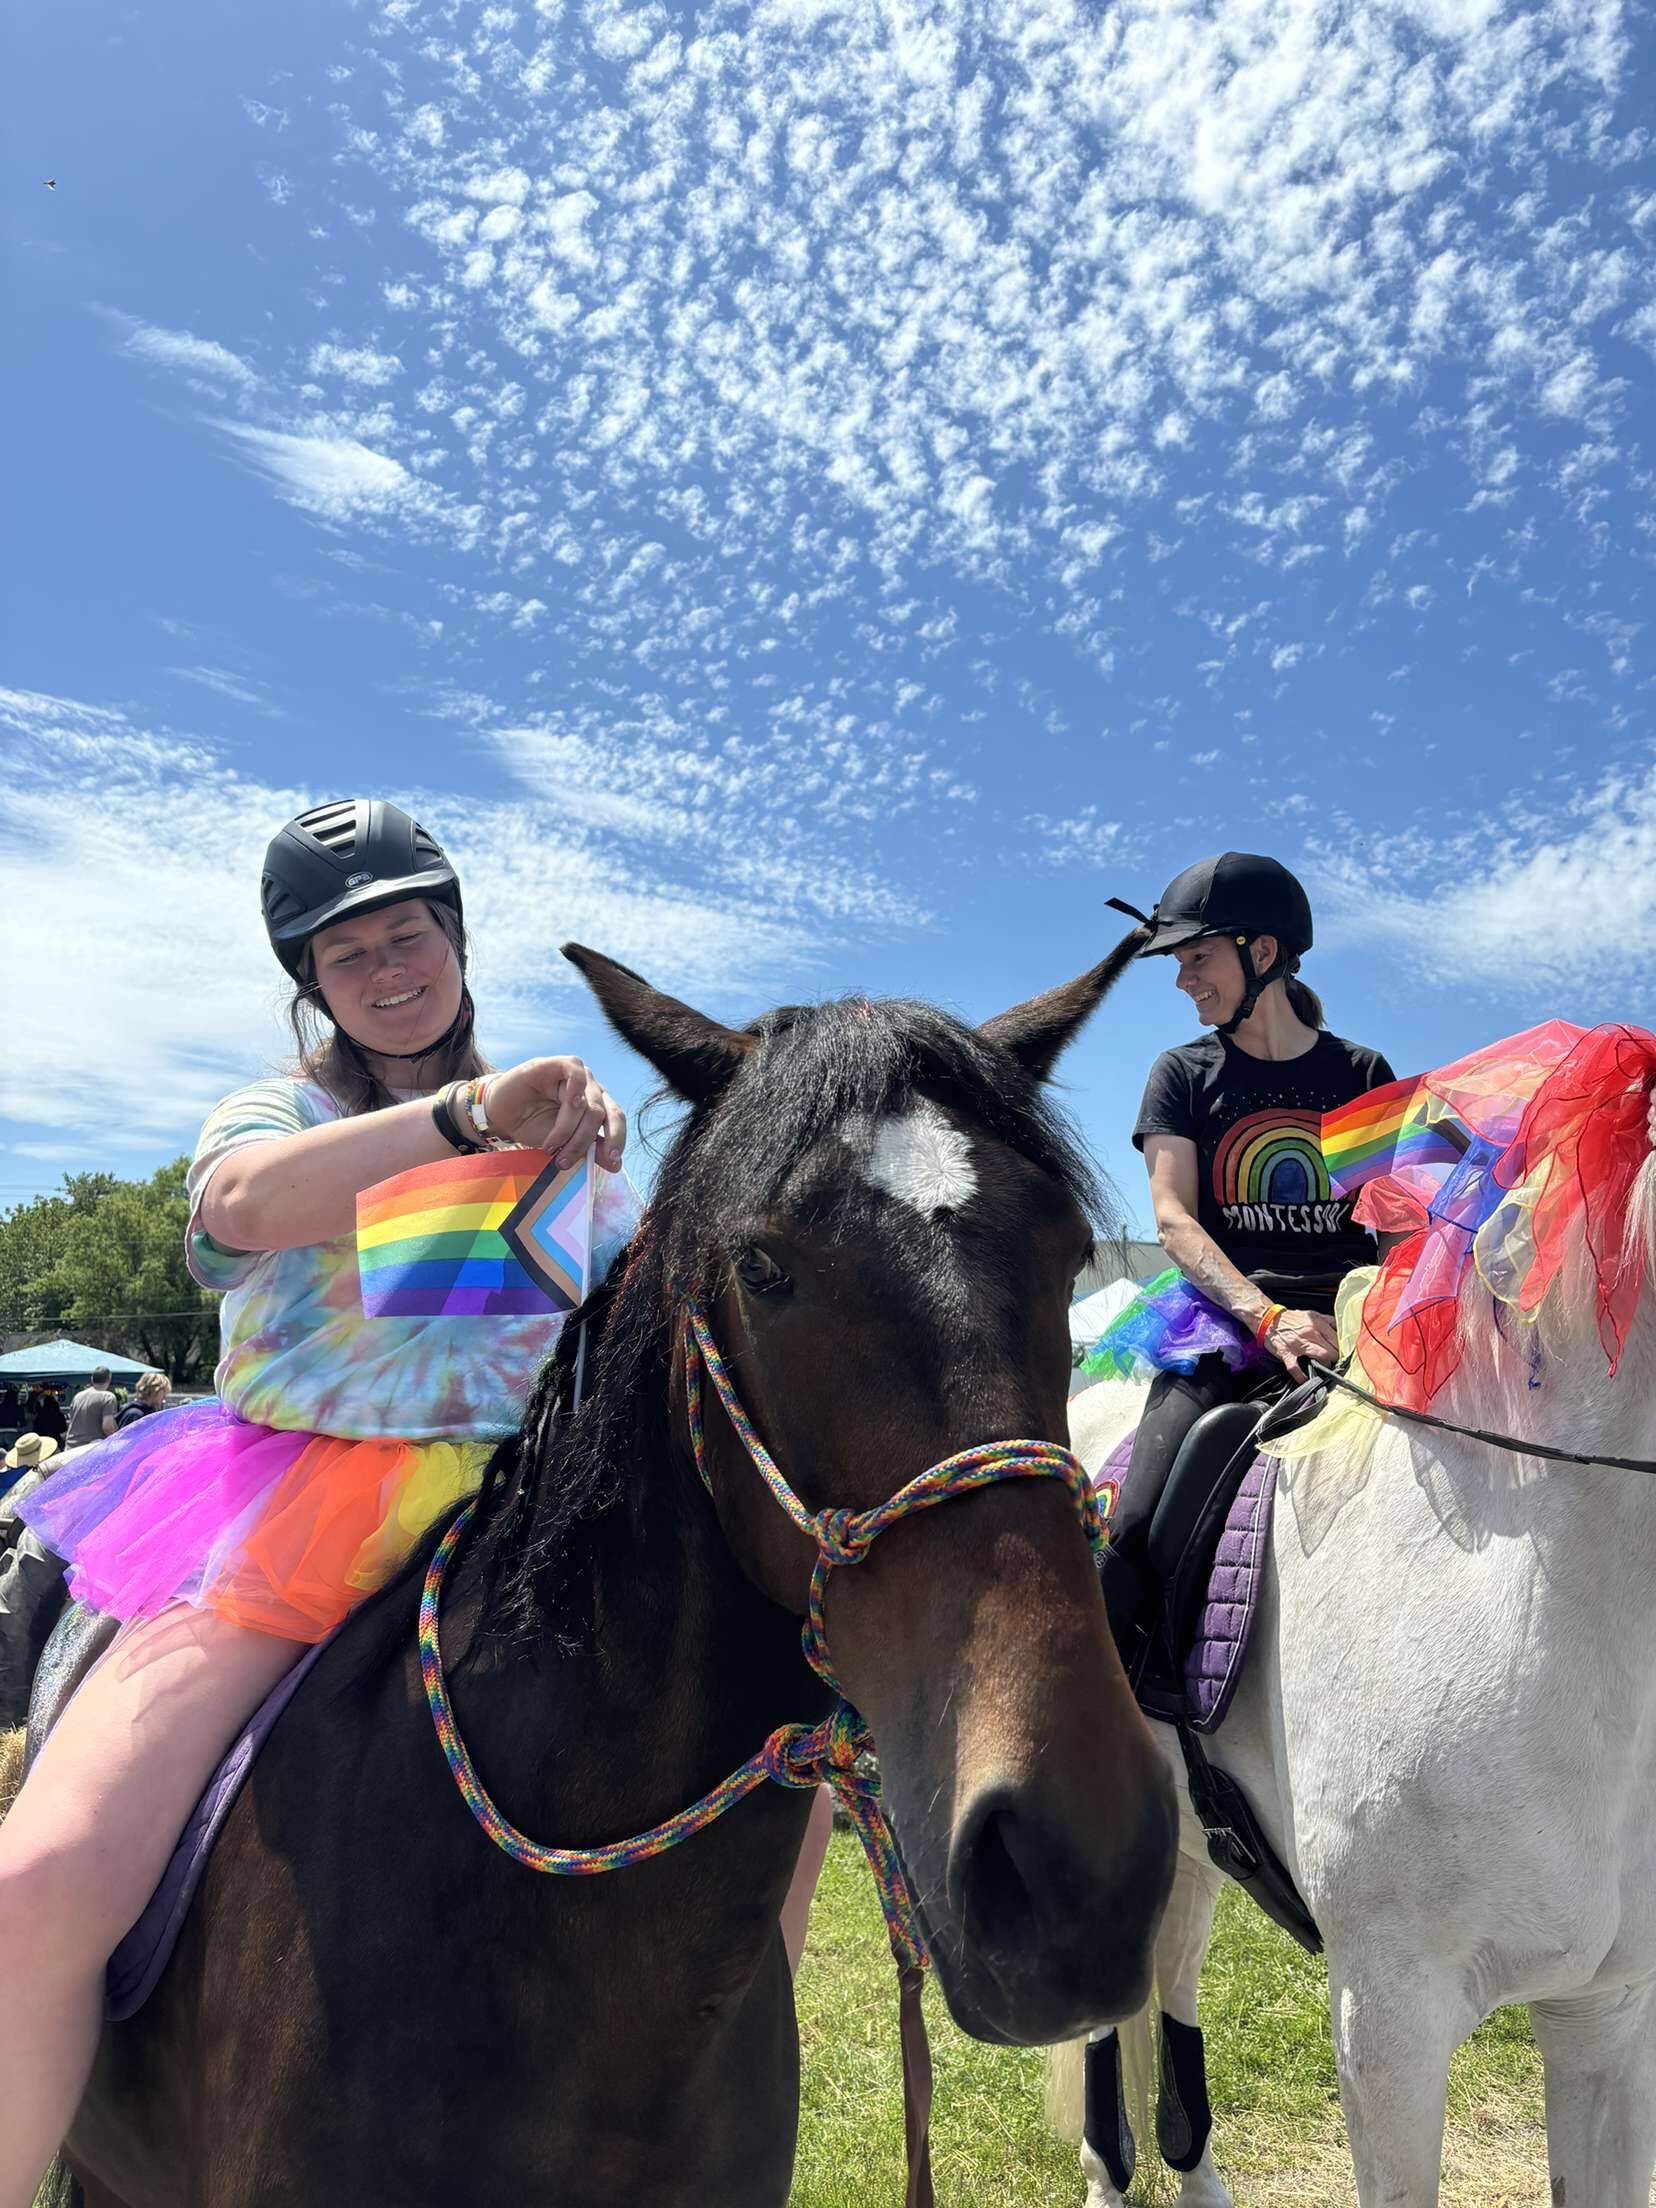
[866,1101,977,1216]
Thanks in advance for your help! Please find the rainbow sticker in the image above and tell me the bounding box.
[356,1150,593,1318]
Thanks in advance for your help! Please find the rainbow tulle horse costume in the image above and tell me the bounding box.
[1299,1018,1656,1449]
[1079,1022,1656,1420]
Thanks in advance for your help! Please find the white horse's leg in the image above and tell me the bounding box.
[1078,1844,1233,2208]
[1079,2028,1134,2208]
[1151,1847,1232,2208]
[1531,1980,1656,2208]
[1327,1947,1466,2208]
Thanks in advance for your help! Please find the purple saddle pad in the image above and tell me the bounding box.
[103,1627,343,2020]
[1096,1430,1277,1736]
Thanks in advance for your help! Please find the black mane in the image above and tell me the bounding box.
[471,993,1116,1642]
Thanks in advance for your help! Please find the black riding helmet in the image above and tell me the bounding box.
[1108,852,1313,1038]
[261,799,463,982]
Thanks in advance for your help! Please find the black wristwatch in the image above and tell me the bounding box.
[431,1083,487,1154]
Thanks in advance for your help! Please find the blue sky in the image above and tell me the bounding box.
[4,0,1653,1238]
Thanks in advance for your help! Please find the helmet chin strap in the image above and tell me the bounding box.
[1215,935,1297,1039]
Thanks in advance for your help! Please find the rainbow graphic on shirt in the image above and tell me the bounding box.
[356,1151,593,1318]
[1212,1109,1330,1209]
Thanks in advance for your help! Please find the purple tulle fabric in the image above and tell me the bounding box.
[18,1401,310,1620]
[1080,1269,1273,1383]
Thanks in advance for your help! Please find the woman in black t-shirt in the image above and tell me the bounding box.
[1099,852,1394,1680]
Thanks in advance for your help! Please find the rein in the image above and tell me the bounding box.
[1303,1360,1656,1476]
[418,1300,1101,2208]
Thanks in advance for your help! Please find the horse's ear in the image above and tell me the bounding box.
[979,926,1149,1082]
[562,945,756,1103]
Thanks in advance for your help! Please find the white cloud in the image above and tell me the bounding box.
[168,665,284,715]
[308,342,403,385]
[0,687,937,1157]
[211,422,473,540]
[1308,766,1656,1004]
[1025,806,1140,872]
[117,318,257,390]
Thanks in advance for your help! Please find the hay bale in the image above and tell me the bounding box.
[0,1725,26,1820]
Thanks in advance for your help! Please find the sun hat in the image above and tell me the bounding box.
[4,1431,60,1472]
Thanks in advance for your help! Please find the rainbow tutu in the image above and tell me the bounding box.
[17,1400,490,1643]
[1079,1269,1273,1384]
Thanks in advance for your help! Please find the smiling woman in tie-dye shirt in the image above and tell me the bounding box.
[4,799,642,2201]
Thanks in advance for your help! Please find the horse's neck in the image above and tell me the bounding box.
[451,1427,824,1850]
[1302,1321,1656,1702]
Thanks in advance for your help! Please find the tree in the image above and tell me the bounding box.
[0,1161,219,1383]
[0,1173,116,1339]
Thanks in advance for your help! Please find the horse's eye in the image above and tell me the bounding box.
[733,1246,792,1297]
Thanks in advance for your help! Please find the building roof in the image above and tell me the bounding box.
[0,1337,152,1383]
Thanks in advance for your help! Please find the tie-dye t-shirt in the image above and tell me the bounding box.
[185,1076,641,1443]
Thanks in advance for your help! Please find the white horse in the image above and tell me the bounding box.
[1051,1071,1656,2206]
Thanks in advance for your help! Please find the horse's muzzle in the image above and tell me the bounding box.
[928,1772,1176,2045]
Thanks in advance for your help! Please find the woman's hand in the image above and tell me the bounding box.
[482,1057,627,1174]
[1264,1307,1340,1379]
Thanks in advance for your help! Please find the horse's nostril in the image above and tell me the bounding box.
[952,1793,1039,1958]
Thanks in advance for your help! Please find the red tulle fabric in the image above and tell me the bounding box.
[1348,1024,1656,1412]
[1497,1024,1656,1369]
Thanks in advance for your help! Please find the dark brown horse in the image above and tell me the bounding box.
[44,940,1175,2208]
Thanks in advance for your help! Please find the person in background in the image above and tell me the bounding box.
[0,1386,22,1430]
[2,1433,61,1547]
[114,1372,170,1430]
[0,1432,68,1708]
[63,1371,117,1452]
[26,1392,67,1450]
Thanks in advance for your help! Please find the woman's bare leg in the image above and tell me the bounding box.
[781,1784,835,1975]
[0,1605,303,2208]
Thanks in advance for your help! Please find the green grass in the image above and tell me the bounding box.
[29,1832,1555,2208]
[793,1831,1550,2207]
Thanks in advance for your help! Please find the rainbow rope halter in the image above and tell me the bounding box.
[419,1301,1103,2203]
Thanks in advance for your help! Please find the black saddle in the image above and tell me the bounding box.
[1144,1396,1277,1661]
[1133,1375,1331,1958]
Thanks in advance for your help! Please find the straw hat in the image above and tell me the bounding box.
[4,1431,60,1472]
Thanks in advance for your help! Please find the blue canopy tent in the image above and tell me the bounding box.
[0,1338,151,1385]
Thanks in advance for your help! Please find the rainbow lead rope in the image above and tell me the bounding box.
[420,1302,1098,2206]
